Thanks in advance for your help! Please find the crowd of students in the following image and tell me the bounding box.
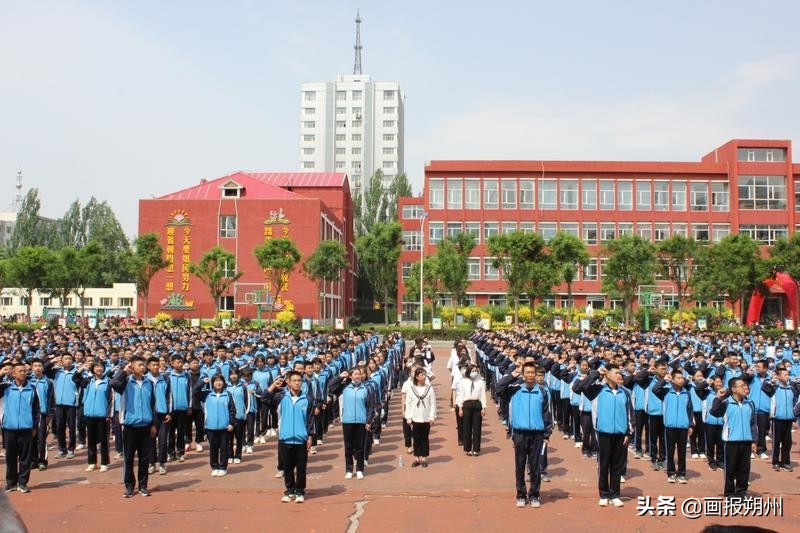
[474,327,800,508]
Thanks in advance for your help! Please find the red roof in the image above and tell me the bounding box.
[157,173,307,201]
[240,172,348,188]
[425,160,728,175]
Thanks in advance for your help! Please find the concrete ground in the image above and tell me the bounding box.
[4,341,798,532]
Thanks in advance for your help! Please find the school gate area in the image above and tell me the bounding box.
[5,342,797,532]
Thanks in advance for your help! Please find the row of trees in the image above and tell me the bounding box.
[403,228,800,326]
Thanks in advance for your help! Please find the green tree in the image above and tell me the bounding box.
[355,221,403,325]
[488,231,547,324]
[601,235,656,325]
[10,189,55,250]
[58,200,85,248]
[434,232,476,306]
[404,256,444,318]
[133,233,168,322]
[548,231,590,305]
[189,246,243,323]
[527,254,561,307]
[303,240,348,325]
[44,246,79,317]
[0,256,9,297]
[656,235,699,311]
[253,238,302,324]
[7,246,57,321]
[691,234,767,320]
[768,232,800,281]
[72,241,105,317]
[384,173,413,221]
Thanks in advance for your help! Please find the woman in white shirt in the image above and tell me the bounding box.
[405,367,437,467]
[457,364,487,456]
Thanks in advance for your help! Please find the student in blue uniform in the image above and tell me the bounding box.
[329,367,371,479]
[28,358,54,471]
[73,361,114,472]
[652,369,694,484]
[761,367,799,471]
[1,362,41,493]
[226,369,248,464]
[195,373,235,476]
[166,355,191,462]
[710,377,758,499]
[146,356,172,476]
[46,353,80,459]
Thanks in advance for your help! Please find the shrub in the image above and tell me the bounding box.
[154,312,171,325]
[276,308,296,326]
[517,305,532,324]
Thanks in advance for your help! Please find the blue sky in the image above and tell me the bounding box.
[1,0,799,234]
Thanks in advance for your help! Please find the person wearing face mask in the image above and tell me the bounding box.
[457,364,487,456]
[328,367,372,479]
[452,362,468,447]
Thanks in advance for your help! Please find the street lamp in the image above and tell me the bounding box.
[419,211,429,330]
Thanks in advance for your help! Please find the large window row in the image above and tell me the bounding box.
[738,175,786,210]
[428,178,729,212]
[737,225,788,245]
[401,256,609,283]
[422,220,731,245]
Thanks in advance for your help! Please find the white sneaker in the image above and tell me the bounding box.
[295,495,305,503]
[620,475,626,483]
[159,465,167,475]
[245,446,253,454]
[211,469,218,477]
[185,444,191,452]
[766,434,771,441]
[76,444,85,451]
[310,446,318,455]
[750,453,756,459]
[274,470,284,478]
[228,458,234,464]
[233,458,241,464]
[195,443,203,452]
[611,498,624,507]
[85,464,96,472]
[148,465,156,474]
[318,439,324,445]
[759,453,769,460]
[345,472,353,479]
[281,495,293,503]
[516,498,526,508]
[598,498,609,507]
[179,455,185,462]
[218,469,227,476]
[699,453,707,459]
[99,465,108,472]
[356,471,364,479]
[374,439,380,445]
[691,453,699,459]
[574,442,582,448]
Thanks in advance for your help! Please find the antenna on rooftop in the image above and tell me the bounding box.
[353,10,363,75]
[13,168,23,211]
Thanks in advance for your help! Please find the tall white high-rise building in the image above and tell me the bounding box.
[299,12,404,194]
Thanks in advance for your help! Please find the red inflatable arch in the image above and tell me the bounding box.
[745,271,799,325]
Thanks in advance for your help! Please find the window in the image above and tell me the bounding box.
[617,181,632,210]
[352,90,362,100]
[302,134,315,142]
[654,181,669,210]
[352,134,362,141]
[302,148,314,155]
[737,147,787,162]
[402,262,413,280]
[335,120,346,128]
[462,295,476,307]
[637,223,652,241]
[303,107,315,115]
[692,223,709,241]
[483,180,499,209]
[467,258,481,280]
[302,162,314,169]
[402,205,424,219]
[483,222,499,241]
[383,134,395,141]
[40,297,51,306]
[690,182,709,211]
[0,297,12,306]
[541,297,556,308]
[302,121,315,128]
[336,107,346,115]
[560,180,578,209]
[672,223,687,237]
[519,179,535,209]
[738,225,788,244]
[501,222,516,234]
[671,181,686,211]
[383,120,395,127]
[600,223,616,241]
[483,259,499,281]
[599,180,615,210]
[119,297,134,307]
[583,259,598,281]
[711,182,729,211]
[520,222,535,234]
[447,179,463,209]
[446,222,463,238]
[97,297,112,307]
[20,297,30,306]
[465,222,481,243]
[219,215,237,238]
[539,222,557,241]
[382,161,393,169]
[62,297,72,307]
[618,222,633,236]
[465,180,480,209]
[81,297,93,307]
[351,147,362,155]
[335,134,345,142]
[383,90,395,100]
[488,294,506,305]
[539,180,557,209]
[219,296,234,312]
[335,162,345,169]
[352,120,362,128]
[352,107,362,115]
[583,222,597,245]
[501,180,517,209]
[303,91,315,102]
[582,180,597,209]
[221,259,237,278]
[336,90,346,101]
[560,222,579,237]
[429,222,444,244]
[636,180,651,210]
[382,147,395,155]
[383,106,395,114]
[402,231,422,251]
[738,175,787,210]
[428,179,444,209]
[654,223,670,242]
[335,147,346,155]
[712,224,730,242]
